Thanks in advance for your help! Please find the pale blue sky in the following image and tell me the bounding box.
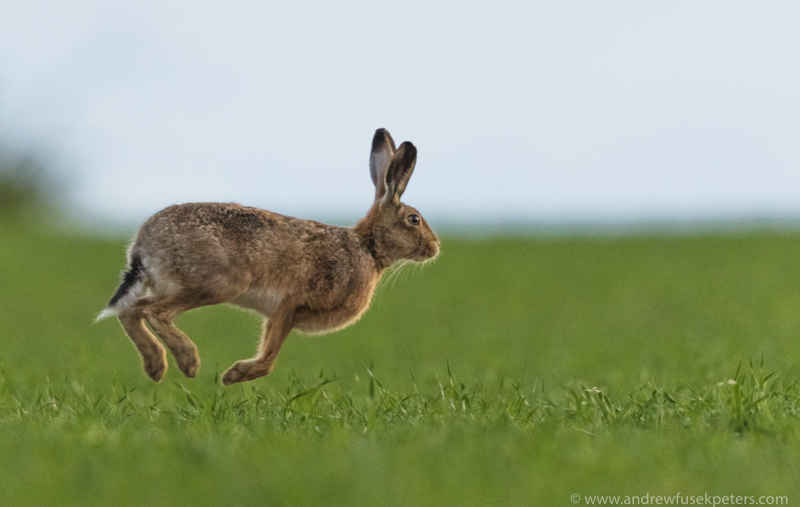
[1,1,798,226]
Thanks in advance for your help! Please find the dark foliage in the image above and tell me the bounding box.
[0,151,55,222]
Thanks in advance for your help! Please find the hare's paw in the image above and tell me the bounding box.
[221,359,270,385]
[143,350,168,382]
[221,364,243,385]
[174,346,201,378]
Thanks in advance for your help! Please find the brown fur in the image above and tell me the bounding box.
[99,129,439,385]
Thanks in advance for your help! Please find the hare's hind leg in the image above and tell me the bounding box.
[222,304,295,385]
[144,284,249,378]
[144,302,201,378]
[118,299,169,382]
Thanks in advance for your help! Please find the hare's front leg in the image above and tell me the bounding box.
[222,305,295,385]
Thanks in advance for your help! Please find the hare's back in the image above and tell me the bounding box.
[133,202,369,301]
[142,202,287,238]
[134,203,290,279]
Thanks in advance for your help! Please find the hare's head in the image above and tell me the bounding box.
[360,128,440,266]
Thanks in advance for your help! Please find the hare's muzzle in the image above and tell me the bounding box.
[416,238,440,262]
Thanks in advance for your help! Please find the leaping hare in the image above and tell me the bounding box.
[98,129,439,385]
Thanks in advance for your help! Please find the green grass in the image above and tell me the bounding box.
[2,224,800,505]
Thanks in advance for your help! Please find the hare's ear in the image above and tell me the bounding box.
[370,128,396,202]
[382,141,416,205]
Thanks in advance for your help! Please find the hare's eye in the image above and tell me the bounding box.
[408,214,420,226]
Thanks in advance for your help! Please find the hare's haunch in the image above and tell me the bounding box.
[98,129,440,385]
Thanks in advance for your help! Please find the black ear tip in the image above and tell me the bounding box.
[371,128,392,151]
[397,141,417,159]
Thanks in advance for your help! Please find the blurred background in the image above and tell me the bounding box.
[1,1,798,230]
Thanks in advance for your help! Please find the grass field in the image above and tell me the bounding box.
[2,223,800,506]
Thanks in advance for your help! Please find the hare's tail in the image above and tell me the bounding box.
[94,254,145,322]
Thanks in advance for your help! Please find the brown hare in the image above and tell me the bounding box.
[98,129,440,385]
